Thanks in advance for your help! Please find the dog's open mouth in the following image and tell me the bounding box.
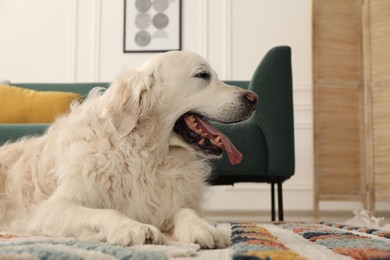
[173,113,242,165]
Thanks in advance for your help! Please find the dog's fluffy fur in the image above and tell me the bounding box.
[0,51,256,248]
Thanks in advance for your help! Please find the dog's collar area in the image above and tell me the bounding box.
[173,113,242,165]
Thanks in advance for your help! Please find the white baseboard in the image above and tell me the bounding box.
[204,183,390,212]
[204,209,390,223]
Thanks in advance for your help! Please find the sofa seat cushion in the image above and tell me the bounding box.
[0,84,82,123]
[211,117,267,176]
[0,124,49,145]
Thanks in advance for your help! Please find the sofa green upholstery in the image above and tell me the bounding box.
[0,46,294,220]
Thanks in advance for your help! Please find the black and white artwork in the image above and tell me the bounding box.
[124,0,181,52]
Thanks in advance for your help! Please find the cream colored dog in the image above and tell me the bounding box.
[0,51,257,248]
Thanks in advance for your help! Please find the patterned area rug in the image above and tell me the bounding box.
[0,232,199,259]
[231,222,390,260]
[0,222,389,259]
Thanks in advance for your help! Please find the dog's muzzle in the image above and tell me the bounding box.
[173,91,258,165]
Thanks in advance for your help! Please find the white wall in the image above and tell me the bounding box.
[0,0,320,213]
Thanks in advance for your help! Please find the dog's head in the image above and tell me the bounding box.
[102,51,258,164]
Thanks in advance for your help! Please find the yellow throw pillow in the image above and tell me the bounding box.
[0,84,82,123]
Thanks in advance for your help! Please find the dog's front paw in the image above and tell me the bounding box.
[106,222,166,246]
[174,218,230,249]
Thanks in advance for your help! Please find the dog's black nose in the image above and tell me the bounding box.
[244,92,258,108]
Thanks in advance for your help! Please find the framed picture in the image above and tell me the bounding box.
[124,0,181,53]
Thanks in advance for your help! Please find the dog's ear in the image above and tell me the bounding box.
[102,71,155,137]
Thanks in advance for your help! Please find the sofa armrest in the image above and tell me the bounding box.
[223,81,250,90]
[250,46,295,177]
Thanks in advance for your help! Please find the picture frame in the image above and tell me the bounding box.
[123,0,181,53]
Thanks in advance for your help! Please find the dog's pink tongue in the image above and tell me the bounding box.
[195,115,243,165]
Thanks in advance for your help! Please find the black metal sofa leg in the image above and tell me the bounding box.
[277,181,284,221]
[271,182,276,221]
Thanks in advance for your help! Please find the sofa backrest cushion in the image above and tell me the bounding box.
[0,84,82,123]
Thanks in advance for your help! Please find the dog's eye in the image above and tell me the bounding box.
[194,72,210,80]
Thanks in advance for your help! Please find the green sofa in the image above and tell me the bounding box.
[0,46,294,220]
